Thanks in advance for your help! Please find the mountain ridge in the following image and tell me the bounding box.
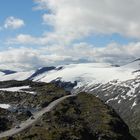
[0,60,140,138]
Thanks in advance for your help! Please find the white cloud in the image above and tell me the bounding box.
[42,42,138,64]
[34,0,140,39]
[7,34,37,45]
[4,16,25,29]
[6,32,76,46]
[10,0,140,45]
[0,42,140,70]
[0,48,47,71]
[33,0,48,10]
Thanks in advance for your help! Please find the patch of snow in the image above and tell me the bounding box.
[114,95,119,100]
[0,86,30,92]
[121,95,126,100]
[0,104,11,109]
[131,101,137,109]
[0,86,35,94]
[106,98,114,103]
[106,95,120,103]
[118,100,121,104]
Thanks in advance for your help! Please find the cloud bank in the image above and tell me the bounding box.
[36,0,140,39]
[0,42,140,71]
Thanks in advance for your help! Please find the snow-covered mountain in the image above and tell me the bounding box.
[0,66,61,82]
[0,60,139,84]
[0,60,140,138]
[33,62,139,86]
[0,60,137,86]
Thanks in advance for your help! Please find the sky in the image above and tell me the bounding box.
[0,0,140,70]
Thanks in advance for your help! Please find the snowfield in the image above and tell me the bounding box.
[33,63,138,87]
[0,61,139,88]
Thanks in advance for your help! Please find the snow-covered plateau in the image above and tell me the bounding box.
[0,60,139,86]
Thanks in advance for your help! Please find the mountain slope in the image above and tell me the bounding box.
[0,60,140,138]
[4,93,136,140]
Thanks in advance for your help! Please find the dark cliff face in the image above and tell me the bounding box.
[8,93,136,140]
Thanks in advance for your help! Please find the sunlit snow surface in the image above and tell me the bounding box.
[0,62,139,88]
[33,63,138,87]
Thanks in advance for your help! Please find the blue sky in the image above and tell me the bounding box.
[0,0,51,49]
[0,0,140,70]
[0,0,44,33]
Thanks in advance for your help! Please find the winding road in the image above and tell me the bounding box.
[0,94,76,138]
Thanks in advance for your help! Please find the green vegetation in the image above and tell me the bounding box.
[6,93,136,140]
